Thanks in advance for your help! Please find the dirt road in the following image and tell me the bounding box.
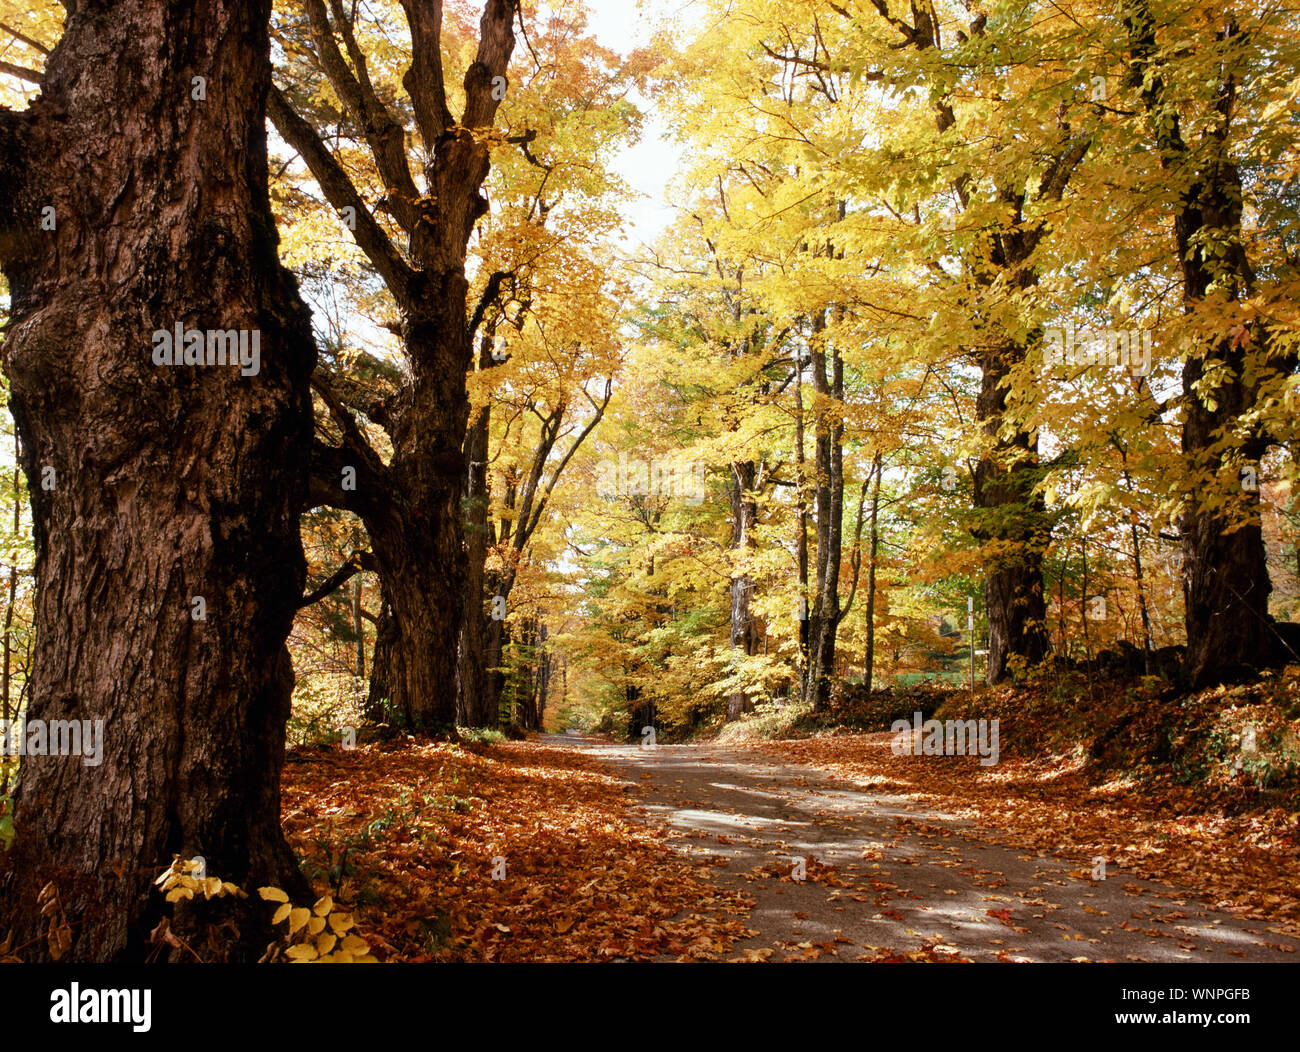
[557,735,1297,962]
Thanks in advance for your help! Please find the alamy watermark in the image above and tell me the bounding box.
[1044,326,1152,377]
[596,455,705,506]
[151,323,261,377]
[1,718,104,767]
[890,711,1000,766]
[50,983,150,1032]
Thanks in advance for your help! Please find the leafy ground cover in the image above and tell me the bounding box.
[280,737,755,961]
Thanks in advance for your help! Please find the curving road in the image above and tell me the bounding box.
[552,734,1298,963]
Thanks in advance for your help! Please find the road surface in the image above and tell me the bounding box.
[553,735,1298,962]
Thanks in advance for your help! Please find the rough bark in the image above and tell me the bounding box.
[364,587,400,724]
[0,0,315,961]
[456,342,504,729]
[1180,369,1272,686]
[973,341,1052,683]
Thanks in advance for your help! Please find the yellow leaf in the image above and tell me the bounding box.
[316,933,337,955]
[285,943,318,962]
[340,934,369,954]
[308,916,326,936]
[48,924,71,960]
[258,886,289,903]
[165,887,193,903]
[312,895,333,917]
[288,907,311,935]
[272,903,292,925]
[328,912,354,934]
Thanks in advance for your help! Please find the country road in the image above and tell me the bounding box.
[552,735,1298,963]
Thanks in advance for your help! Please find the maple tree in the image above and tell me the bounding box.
[268,0,519,732]
[0,0,317,961]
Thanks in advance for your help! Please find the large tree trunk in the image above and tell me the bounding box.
[974,344,1051,683]
[357,510,464,735]
[367,538,461,733]
[268,0,519,736]
[1126,3,1279,687]
[365,590,401,724]
[1180,359,1272,686]
[0,0,315,961]
[377,298,475,730]
[459,577,507,729]
[341,293,474,733]
[456,587,498,728]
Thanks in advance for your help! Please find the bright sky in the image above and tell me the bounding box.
[583,0,700,247]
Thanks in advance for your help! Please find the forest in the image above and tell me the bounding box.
[0,0,1299,995]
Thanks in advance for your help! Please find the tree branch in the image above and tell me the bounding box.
[398,0,453,150]
[298,549,378,608]
[468,269,514,340]
[0,21,50,55]
[0,59,41,85]
[267,85,416,305]
[462,0,519,129]
[302,0,421,232]
[521,377,612,544]
[313,373,383,465]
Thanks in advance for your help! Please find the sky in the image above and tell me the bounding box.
[581,0,701,247]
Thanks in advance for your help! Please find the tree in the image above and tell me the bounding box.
[452,8,644,726]
[458,340,613,727]
[0,0,316,960]
[1124,0,1299,685]
[269,0,519,731]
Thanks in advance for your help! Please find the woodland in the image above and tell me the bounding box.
[0,0,1298,968]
